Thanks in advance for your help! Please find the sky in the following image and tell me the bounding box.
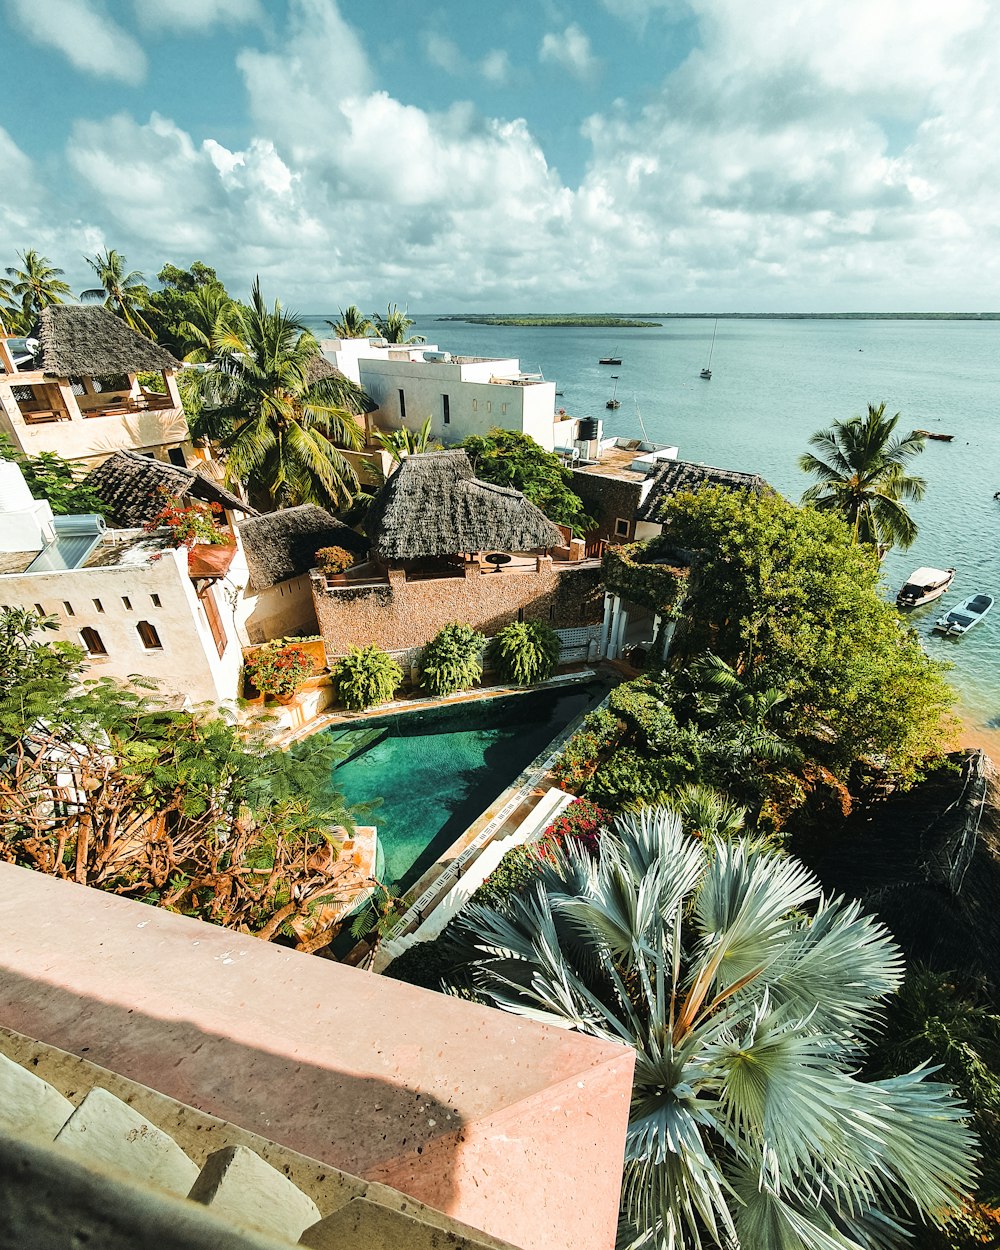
[2,0,999,313]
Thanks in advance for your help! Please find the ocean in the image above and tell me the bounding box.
[303,314,1000,732]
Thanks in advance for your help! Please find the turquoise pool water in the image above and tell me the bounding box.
[328,682,604,889]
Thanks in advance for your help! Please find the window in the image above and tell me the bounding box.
[136,620,163,650]
[398,388,406,419]
[93,374,129,393]
[120,596,132,610]
[486,401,492,413]
[472,399,478,412]
[167,447,187,468]
[517,607,524,623]
[33,603,44,616]
[93,598,104,613]
[80,627,106,656]
[201,586,227,659]
[614,517,631,539]
[63,601,74,616]
[69,377,86,397]
[442,394,450,425]
[150,593,161,608]
[501,402,508,414]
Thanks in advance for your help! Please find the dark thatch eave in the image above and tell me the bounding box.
[637,459,771,522]
[237,504,369,590]
[27,305,180,378]
[85,450,254,529]
[366,450,562,561]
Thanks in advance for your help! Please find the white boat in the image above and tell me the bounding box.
[700,318,717,379]
[933,593,994,636]
[896,566,955,608]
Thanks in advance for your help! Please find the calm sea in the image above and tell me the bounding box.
[303,314,1000,731]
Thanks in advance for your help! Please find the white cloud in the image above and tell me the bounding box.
[135,0,263,29]
[424,32,464,75]
[7,0,147,85]
[480,49,511,85]
[539,23,598,81]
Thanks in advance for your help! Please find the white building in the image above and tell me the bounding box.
[323,337,558,451]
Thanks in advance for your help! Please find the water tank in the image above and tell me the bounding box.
[421,350,453,363]
[0,460,34,512]
[52,514,107,538]
[578,417,600,441]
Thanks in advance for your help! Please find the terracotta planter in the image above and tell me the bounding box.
[273,690,299,706]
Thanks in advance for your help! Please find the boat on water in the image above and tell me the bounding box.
[933,593,994,636]
[606,375,621,409]
[599,355,621,365]
[896,566,955,608]
[914,429,954,442]
[700,318,718,379]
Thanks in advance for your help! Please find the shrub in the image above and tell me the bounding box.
[384,931,468,991]
[543,798,607,855]
[420,623,486,697]
[143,488,231,548]
[244,641,317,698]
[471,840,553,911]
[490,620,560,686]
[316,545,356,575]
[334,645,403,711]
[550,707,625,792]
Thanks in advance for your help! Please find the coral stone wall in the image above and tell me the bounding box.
[312,561,604,655]
[570,471,645,543]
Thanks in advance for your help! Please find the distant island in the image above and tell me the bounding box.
[436,311,999,322]
[436,314,662,327]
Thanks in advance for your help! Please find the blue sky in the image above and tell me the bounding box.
[2,0,998,312]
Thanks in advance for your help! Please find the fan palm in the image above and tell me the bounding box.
[4,250,72,325]
[326,304,374,339]
[197,278,369,511]
[458,807,978,1250]
[799,403,926,552]
[372,303,425,344]
[80,248,152,335]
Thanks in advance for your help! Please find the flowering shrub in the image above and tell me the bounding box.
[143,489,232,549]
[316,545,357,575]
[543,798,607,855]
[550,708,625,793]
[244,641,317,698]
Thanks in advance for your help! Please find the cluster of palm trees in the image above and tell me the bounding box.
[0,250,74,333]
[326,302,425,344]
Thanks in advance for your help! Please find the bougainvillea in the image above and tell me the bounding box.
[244,642,317,698]
[143,488,232,548]
[543,798,607,856]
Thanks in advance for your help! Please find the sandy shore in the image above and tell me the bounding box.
[951,714,1000,767]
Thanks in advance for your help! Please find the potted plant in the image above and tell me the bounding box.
[243,641,318,704]
[316,545,357,578]
[334,645,403,711]
[143,488,233,550]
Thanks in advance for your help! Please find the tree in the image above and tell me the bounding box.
[460,428,596,535]
[0,437,108,517]
[3,250,72,329]
[80,248,152,335]
[142,260,233,355]
[457,806,979,1250]
[490,620,561,685]
[194,278,370,511]
[800,402,927,552]
[653,486,955,783]
[420,623,486,697]
[372,303,425,344]
[326,305,374,338]
[175,283,237,362]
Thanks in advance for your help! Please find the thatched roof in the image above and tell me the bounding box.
[637,459,771,522]
[809,750,1000,988]
[27,305,180,377]
[305,354,341,386]
[237,504,369,590]
[366,450,562,561]
[85,450,253,528]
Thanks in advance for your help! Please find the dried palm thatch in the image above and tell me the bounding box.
[638,458,771,521]
[85,449,253,528]
[366,450,562,561]
[28,305,179,377]
[237,504,369,590]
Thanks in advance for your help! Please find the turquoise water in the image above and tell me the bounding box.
[329,683,603,888]
[306,314,1000,730]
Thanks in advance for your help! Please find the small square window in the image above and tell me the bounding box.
[121,596,132,611]
[33,603,45,616]
[63,601,74,617]
[614,518,631,538]
[93,598,104,613]
[150,593,161,608]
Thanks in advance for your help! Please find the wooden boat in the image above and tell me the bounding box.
[933,592,994,636]
[599,355,621,365]
[606,375,621,409]
[896,566,955,608]
[914,429,954,441]
[700,319,717,380]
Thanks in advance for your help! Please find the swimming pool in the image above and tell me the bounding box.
[328,681,604,889]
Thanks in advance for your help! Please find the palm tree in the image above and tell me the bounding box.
[198,278,369,511]
[373,416,440,465]
[458,807,978,1250]
[4,250,72,326]
[326,304,374,339]
[176,284,236,362]
[799,402,926,552]
[372,303,425,345]
[80,248,152,335]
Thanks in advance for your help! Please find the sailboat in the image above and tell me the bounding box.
[598,348,621,365]
[700,319,718,379]
[606,375,621,409]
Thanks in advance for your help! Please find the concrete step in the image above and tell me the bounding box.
[188,1145,321,1242]
[0,1050,74,1143]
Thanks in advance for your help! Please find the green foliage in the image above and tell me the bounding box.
[372,303,424,344]
[457,807,980,1250]
[384,930,469,990]
[334,645,403,710]
[244,641,318,698]
[326,305,374,339]
[80,248,152,335]
[550,706,626,792]
[602,542,689,615]
[315,545,356,574]
[142,260,236,357]
[654,485,955,783]
[0,606,80,703]
[0,437,108,517]
[459,428,596,536]
[490,620,560,686]
[420,623,486,697]
[2,250,72,330]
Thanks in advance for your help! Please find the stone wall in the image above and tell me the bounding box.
[313,560,604,656]
[571,471,645,544]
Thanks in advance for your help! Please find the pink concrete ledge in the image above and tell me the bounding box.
[0,864,634,1250]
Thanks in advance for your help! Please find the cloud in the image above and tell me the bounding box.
[424,32,464,75]
[7,0,147,84]
[539,23,598,80]
[134,0,264,30]
[480,49,511,85]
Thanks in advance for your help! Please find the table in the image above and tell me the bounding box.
[484,553,512,573]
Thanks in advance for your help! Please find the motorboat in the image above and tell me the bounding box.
[896,566,955,608]
[598,355,622,365]
[933,593,994,636]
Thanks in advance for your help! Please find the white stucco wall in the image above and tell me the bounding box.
[242,574,318,645]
